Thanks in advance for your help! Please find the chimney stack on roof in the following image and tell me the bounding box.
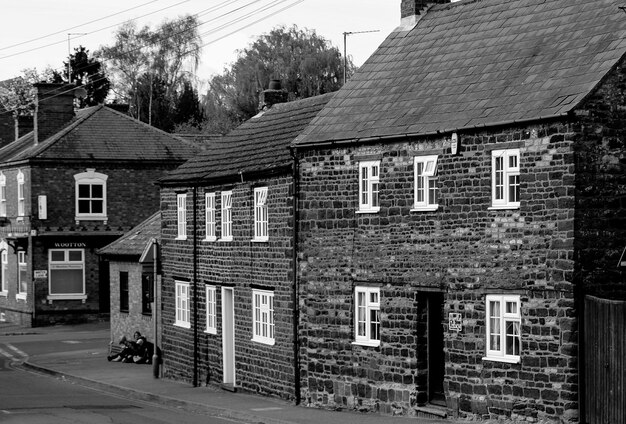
[259,79,288,111]
[33,83,76,145]
[400,1,451,29]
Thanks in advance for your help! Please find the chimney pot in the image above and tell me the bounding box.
[258,81,288,110]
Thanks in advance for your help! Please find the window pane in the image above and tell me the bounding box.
[50,251,65,261]
[68,250,82,261]
[50,269,83,294]
[370,309,380,340]
[78,200,91,213]
[91,200,103,214]
[91,184,103,198]
[78,184,90,198]
[506,321,521,355]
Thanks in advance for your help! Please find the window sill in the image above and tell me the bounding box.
[352,340,381,348]
[16,293,27,301]
[174,321,191,329]
[205,329,217,335]
[251,238,269,243]
[251,337,275,346]
[356,208,380,214]
[204,237,217,242]
[488,205,520,211]
[75,215,108,223]
[175,236,188,241]
[411,205,439,212]
[482,355,520,364]
[0,291,7,297]
[47,294,87,302]
[218,237,233,242]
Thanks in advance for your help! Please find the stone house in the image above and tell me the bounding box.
[97,211,161,350]
[292,0,626,422]
[0,83,198,327]
[157,89,333,399]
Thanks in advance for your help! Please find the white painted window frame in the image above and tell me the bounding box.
[16,251,27,300]
[253,187,268,241]
[205,285,217,334]
[412,155,439,211]
[358,161,380,213]
[74,169,108,222]
[252,289,275,345]
[490,149,520,209]
[0,172,6,217]
[205,192,216,241]
[47,249,87,301]
[220,191,233,241]
[175,281,191,328]
[176,193,187,240]
[484,294,521,363]
[17,170,25,218]
[353,286,381,347]
[0,246,7,296]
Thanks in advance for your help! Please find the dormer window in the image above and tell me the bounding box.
[74,169,108,223]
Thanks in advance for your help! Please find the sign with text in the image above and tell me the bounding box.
[449,312,462,332]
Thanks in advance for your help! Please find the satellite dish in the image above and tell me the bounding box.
[74,87,88,99]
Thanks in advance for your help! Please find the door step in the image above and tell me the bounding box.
[221,383,237,392]
[415,405,447,420]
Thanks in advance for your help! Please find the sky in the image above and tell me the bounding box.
[0,0,401,87]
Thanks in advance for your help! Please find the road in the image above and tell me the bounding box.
[0,324,242,424]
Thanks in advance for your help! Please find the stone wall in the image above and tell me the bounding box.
[160,175,297,400]
[296,120,580,422]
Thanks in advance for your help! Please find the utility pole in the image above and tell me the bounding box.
[343,30,380,85]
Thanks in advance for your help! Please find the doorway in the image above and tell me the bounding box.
[427,292,445,406]
[221,287,235,388]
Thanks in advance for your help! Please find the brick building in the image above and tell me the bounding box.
[0,83,198,327]
[98,211,161,350]
[157,89,333,399]
[292,0,625,422]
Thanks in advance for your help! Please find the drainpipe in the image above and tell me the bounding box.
[152,239,159,378]
[193,186,199,387]
[290,146,301,405]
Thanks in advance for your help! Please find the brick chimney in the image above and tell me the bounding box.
[258,79,288,111]
[33,83,76,145]
[400,1,451,29]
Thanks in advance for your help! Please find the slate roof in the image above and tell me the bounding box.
[160,93,334,185]
[0,105,199,163]
[295,0,626,146]
[97,211,160,258]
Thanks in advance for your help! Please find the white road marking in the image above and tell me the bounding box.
[62,340,81,344]
[250,407,284,411]
[0,346,16,360]
[6,344,28,358]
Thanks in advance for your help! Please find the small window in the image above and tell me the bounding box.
[491,149,520,209]
[175,281,190,328]
[17,170,25,218]
[0,248,7,295]
[205,285,217,334]
[119,271,129,313]
[0,172,6,217]
[74,169,108,221]
[252,289,274,345]
[253,187,268,241]
[353,286,381,347]
[205,193,216,241]
[484,294,521,363]
[413,155,439,211]
[177,194,187,240]
[141,272,153,315]
[358,161,380,213]
[221,191,233,241]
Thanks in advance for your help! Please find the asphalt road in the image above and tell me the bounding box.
[0,325,246,424]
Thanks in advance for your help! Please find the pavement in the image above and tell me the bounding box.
[1,320,453,424]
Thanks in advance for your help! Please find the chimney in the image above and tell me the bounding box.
[33,83,76,145]
[258,79,288,111]
[400,1,451,29]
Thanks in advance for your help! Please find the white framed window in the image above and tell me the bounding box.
[484,294,521,363]
[48,249,86,300]
[358,161,380,213]
[252,289,274,345]
[175,281,190,328]
[220,191,232,241]
[491,149,520,209]
[353,286,381,347]
[177,193,187,240]
[16,251,27,300]
[74,169,107,221]
[0,172,6,217]
[413,155,439,211]
[205,193,216,241]
[0,247,7,296]
[253,187,268,241]
[17,170,25,218]
[205,285,217,334]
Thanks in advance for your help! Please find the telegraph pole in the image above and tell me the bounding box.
[67,33,86,83]
[343,30,380,85]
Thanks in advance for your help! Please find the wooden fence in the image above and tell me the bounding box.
[584,295,626,424]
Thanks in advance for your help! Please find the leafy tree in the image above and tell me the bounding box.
[0,68,56,116]
[52,46,110,107]
[204,24,352,127]
[96,16,202,123]
[174,80,203,128]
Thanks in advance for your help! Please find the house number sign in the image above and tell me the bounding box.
[449,312,462,332]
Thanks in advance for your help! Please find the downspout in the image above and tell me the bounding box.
[290,146,301,405]
[193,186,199,387]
